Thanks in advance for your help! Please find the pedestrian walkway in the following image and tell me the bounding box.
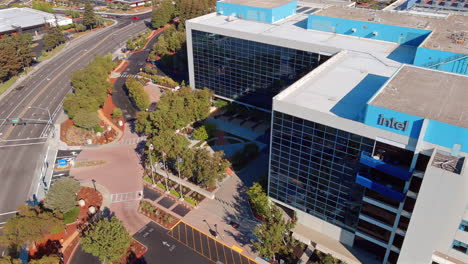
[110,191,143,203]
[116,136,146,145]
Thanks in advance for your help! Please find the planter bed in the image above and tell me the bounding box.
[139,200,179,229]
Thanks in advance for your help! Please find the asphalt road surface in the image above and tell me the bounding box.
[0,14,151,222]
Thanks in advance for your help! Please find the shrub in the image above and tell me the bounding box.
[192,126,208,141]
[126,77,150,110]
[143,176,153,184]
[214,99,229,109]
[73,111,100,130]
[63,206,80,224]
[170,189,181,198]
[94,125,104,133]
[184,196,198,206]
[112,108,123,118]
[157,182,166,191]
[75,24,86,32]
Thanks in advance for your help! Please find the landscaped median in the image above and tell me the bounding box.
[139,199,180,229]
[143,175,206,207]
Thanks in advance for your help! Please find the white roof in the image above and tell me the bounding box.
[190,12,412,120]
[0,8,70,33]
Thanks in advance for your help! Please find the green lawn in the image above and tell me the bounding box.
[0,76,19,95]
[37,43,66,62]
[63,206,80,224]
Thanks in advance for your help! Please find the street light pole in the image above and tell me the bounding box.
[177,157,184,201]
[161,151,169,193]
[149,144,156,187]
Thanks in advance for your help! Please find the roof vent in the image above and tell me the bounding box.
[351,28,357,33]
[372,31,378,36]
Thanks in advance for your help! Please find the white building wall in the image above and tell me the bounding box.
[398,155,468,264]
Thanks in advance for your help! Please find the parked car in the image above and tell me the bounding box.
[132,16,139,20]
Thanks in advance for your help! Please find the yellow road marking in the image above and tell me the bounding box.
[232,245,243,253]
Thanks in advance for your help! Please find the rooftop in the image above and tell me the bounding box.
[316,6,468,54]
[217,0,293,9]
[371,65,468,128]
[0,8,68,33]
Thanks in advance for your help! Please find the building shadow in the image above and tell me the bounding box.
[386,45,418,64]
[330,74,388,122]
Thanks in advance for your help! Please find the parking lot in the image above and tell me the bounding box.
[168,221,258,264]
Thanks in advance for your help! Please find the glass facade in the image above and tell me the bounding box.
[191,30,328,108]
[269,111,375,231]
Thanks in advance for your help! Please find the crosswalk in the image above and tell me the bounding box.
[117,136,146,145]
[110,191,143,203]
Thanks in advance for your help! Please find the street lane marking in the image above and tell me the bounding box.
[0,211,18,216]
[232,245,243,253]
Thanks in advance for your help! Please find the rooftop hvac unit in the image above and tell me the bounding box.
[372,31,378,36]
[351,28,357,32]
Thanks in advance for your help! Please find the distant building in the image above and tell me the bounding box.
[0,8,73,39]
[187,0,468,263]
[108,0,152,8]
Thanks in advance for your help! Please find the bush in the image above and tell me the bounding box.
[143,176,153,184]
[60,23,76,30]
[157,182,166,191]
[192,126,208,141]
[94,125,104,133]
[63,206,80,224]
[170,189,181,198]
[75,24,86,32]
[126,77,150,110]
[112,108,123,118]
[214,99,229,109]
[73,111,100,130]
[184,196,198,206]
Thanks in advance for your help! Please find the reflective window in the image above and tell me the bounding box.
[192,30,329,108]
[269,112,375,231]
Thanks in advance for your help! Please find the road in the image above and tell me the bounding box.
[112,30,163,120]
[0,14,151,223]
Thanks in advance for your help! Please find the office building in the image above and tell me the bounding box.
[0,8,73,38]
[186,1,468,263]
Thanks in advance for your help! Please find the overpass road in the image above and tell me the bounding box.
[0,15,151,223]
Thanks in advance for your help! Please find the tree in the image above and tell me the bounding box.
[0,256,20,264]
[192,126,208,141]
[75,23,86,32]
[253,205,297,261]
[0,205,64,251]
[44,178,80,213]
[112,108,123,118]
[43,27,66,51]
[83,2,97,29]
[0,34,33,82]
[126,77,150,110]
[147,130,190,160]
[193,148,230,187]
[151,0,174,28]
[246,183,270,219]
[32,1,54,12]
[29,255,61,264]
[81,217,132,263]
[73,111,100,130]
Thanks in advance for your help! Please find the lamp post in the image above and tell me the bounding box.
[148,144,156,187]
[161,151,169,193]
[91,179,97,191]
[177,157,184,201]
